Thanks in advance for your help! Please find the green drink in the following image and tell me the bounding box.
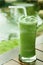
[19,16,37,62]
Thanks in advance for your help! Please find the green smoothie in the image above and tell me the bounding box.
[19,16,37,58]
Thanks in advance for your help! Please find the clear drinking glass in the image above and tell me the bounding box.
[19,16,37,62]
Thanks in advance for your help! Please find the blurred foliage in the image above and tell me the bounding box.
[8,33,18,40]
[37,24,43,32]
[0,39,18,54]
[37,24,43,36]
[26,6,36,16]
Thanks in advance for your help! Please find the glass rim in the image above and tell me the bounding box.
[19,15,37,24]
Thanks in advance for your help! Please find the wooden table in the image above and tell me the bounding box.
[3,35,43,65]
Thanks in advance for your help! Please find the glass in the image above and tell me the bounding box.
[19,16,37,62]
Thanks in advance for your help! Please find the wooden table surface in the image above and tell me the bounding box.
[3,35,43,65]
